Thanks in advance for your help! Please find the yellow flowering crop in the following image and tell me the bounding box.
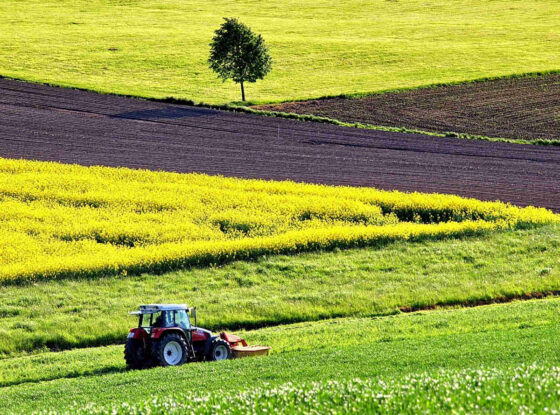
[0,158,557,283]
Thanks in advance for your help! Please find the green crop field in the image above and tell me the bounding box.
[56,365,560,414]
[1,297,560,413]
[0,0,559,104]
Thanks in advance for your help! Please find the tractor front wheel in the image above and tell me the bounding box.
[155,333,189,367]
[208,338,231,361]
[124,338,151,369]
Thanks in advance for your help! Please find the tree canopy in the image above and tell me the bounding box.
[209,18,272,101]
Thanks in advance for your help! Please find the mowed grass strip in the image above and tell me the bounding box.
[0,224,558,356]
[2,158,554,284]
[2,298,560,413]
[1,297,559,388]
[0,0,559,104]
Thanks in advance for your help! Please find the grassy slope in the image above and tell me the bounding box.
[1,225,558,356]
[2,297,559,413]
[1,0,558,104]
[2,296,559,388]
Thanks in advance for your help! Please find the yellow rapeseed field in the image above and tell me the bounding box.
[0,158,557,283]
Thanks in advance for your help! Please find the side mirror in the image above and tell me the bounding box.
[190,307,197,328]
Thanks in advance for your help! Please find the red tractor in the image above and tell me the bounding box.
[125,304,268,368]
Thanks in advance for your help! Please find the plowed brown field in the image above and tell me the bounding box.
[1,79,559,211]
[258,74,560,141]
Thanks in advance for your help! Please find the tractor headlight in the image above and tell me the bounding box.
[127,332,135,339]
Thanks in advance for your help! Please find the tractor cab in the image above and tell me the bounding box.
[132,304,193,333]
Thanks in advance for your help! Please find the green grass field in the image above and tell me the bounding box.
[58,365,560,414]
[1,0,559,104]
[1,225,558,357]
[33,366,560,414]
[1,297,559,413]
[2,296,559,388]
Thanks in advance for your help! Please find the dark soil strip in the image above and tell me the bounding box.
[1,78,560,211]
[399,291,560,313]
[258,73,560,142]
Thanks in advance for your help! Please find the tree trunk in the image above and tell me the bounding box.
[240,80,245,101]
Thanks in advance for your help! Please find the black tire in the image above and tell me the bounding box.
[208,338,231,361]
[124,338,151,369]
[155,333,189,367]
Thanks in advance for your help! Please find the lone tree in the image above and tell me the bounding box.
[209,18,272,102]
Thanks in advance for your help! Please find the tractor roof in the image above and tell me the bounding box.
[129,304,188,315]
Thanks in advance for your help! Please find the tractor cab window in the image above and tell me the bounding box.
[152,312,165,327]
[140,313,154,328]
[140,311,173,328]
[175,310,191,330]
[152,311,174,328]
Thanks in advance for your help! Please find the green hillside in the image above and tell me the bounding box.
[1,0,558,104]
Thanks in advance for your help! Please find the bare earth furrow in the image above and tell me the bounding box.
[259,73,560,142]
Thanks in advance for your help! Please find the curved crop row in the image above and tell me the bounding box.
[0,158,556,283]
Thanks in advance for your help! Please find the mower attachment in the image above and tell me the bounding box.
[221,332,271,358]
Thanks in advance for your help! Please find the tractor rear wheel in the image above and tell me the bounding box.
[208,338,231,361]
[155,333,189,367]
[124,338,151,369]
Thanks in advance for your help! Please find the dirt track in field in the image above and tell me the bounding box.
[258,74,560,141]
[1,78,559,212]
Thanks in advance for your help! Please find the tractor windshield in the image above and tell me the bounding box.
[138,310,189,329]
[175,309,191,330]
